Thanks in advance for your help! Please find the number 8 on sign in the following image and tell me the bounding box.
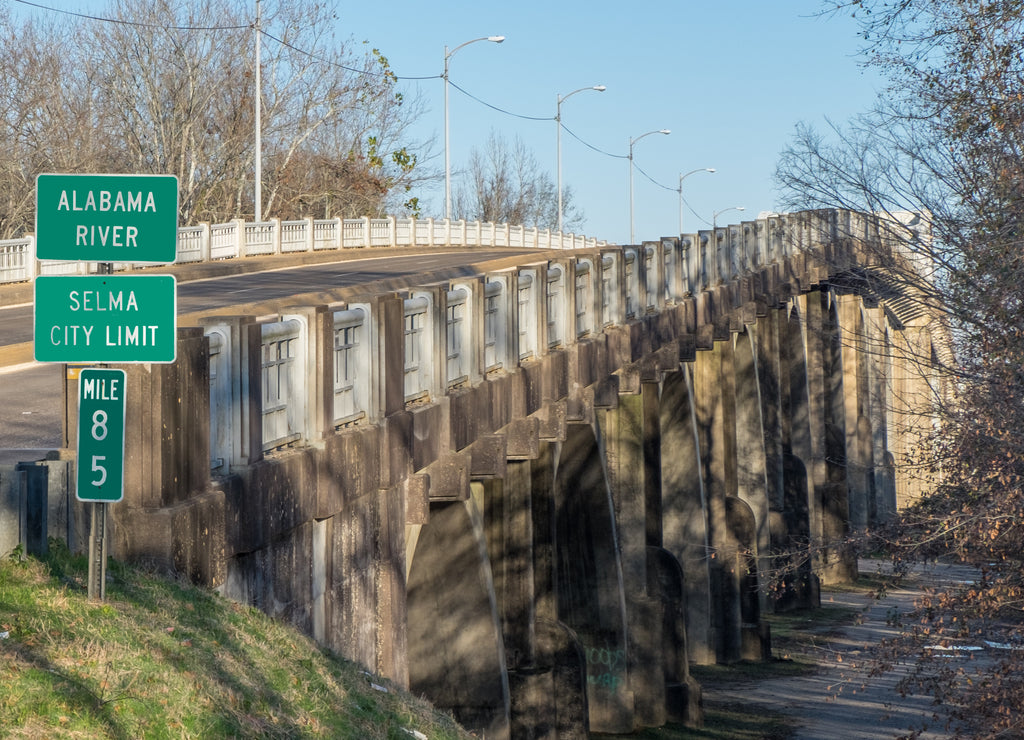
[76,368,126,503]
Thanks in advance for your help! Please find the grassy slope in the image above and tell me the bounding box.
[0,542,472,739]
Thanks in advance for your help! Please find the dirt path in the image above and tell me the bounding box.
[705,561,986,739]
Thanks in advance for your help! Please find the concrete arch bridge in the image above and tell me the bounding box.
[77,209,943,738]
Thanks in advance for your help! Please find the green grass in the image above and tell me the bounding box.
[0,541,472,739]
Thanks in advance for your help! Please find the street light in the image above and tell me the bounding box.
[556,84,606,234]
[678,168,715,237]
[629,128,671,244]
[444,35,505,221]
[254,0,263,222]
[712,206,745,230]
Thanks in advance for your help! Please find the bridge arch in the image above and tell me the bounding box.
[732,327,770,617]
[406,496,511,739]
[553,422,630,732]
[658,366,714,664]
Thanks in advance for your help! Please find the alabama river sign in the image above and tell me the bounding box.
[35,173,178,263]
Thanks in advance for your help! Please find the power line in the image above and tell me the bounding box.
[633,161,676,193]
[680,193,713,228]
[260,29,440,81]
[447,80,551,122]
[560,123,627,160]
[14,0,634,175]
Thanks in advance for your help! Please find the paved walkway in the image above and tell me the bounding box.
[707,561,986,739]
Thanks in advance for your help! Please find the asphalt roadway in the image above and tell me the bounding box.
[0,246,538,460]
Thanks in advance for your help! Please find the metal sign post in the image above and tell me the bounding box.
[78,266,129,600]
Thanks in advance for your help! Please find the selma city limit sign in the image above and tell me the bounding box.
[36,173,178,263]
[34,274,177,363]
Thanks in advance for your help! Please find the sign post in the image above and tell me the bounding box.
[77,366,126,600]
[33,173,179,601]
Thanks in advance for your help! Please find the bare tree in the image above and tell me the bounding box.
[0,0,431,232]
[84,0,254,224]
[454,132,584,231]
[0,10,112,237]
[775,2,1024,736]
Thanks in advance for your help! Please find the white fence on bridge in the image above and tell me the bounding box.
[0,216,609,285]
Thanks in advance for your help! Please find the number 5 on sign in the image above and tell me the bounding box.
[76,368,126,503]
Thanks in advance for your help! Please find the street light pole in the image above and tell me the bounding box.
[254,0,262,223]
[444,35,505,221]
[557,84,605,234]
[712,206,746,231]
[678,167,715,237]
[629,128,670,244]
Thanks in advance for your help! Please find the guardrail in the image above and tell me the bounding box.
[0,216,610,285]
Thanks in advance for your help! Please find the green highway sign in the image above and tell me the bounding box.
[36,173,179,263]
[76,367,126,503]
[34,274,177,363]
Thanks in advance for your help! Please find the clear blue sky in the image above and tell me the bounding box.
[19,0,883,245]
[337,0,883,244]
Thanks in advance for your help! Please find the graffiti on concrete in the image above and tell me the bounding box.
[585,644,625,691]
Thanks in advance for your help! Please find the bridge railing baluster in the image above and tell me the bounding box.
[546,264,565,348]
[260,317,306,451]
[574,259,594,338]
[403,293,433,403]
[662,238,676,304]
[483,278,507,373]
[332,306,368,427]
[176,226,205,264]
[642,243,658,314]
[313,218,342,250]
[517,270,538,361]
[624,248,639,319]
[280,219,312,254]
[600,252,619,326]
[445,285,472,389]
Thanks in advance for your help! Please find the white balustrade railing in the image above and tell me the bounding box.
[0,215,612,286]
[0,209,891,294]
